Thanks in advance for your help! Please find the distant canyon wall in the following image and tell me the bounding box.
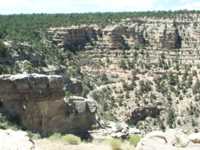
[48,14,200,51]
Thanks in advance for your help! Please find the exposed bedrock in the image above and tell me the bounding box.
[48,25,99,50]
[0,74,97,135]
[48,16,200,51]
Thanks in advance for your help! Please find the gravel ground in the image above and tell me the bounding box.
[35,139,111,150]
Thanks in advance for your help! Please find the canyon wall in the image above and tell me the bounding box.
[42,13,200,133]
[48,14,200,66]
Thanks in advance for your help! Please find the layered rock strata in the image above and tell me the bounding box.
[0,74,96,135]
[48,15,200,51]
[48,14,200,67]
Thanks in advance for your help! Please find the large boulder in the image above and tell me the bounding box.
[136,130,200,150]
[188,133,200,144]
[64,96,97,134]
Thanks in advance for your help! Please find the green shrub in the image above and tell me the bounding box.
[0,65,9,74]
[167,109,176,128]
[62,134,81,145]
[119,59,128,69]
[15,60,34,73]
[0,40,7,57]
[110,138,122,150]
[192,79,200,94]
[22,60,33,73]
[0,113,20,130]
[48,133,62,140]
[27,132,41,140]
[128,135,141,146]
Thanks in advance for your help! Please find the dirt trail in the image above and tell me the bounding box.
[35,139,111,150]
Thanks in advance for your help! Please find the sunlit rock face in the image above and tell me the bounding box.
[0,74,96,135]
[48,25,99,50]
[48,14,200,51]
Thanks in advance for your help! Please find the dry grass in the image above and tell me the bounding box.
[62,134,81,145]
[109,138,122,150]
[35,135,135,150]
[128,135,141,146]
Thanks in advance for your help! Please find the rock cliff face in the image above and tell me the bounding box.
[45,13,200,134]
[48,14,200,68]
[48,25,99,50]
[48,14,200,51]
[0,74,96,135]
[64,96,97,134]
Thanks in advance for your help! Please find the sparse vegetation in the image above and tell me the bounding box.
[0,113,20,130]
[62,134,81,145]
[128,135,141,146]
[109,138,123,150]
[48,133,62,141]
[49,133,81,145]
[0,40,7,57]
[167,108,176,128]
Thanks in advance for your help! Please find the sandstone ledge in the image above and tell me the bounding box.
[0,74,96,135]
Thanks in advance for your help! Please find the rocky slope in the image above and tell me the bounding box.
[48,13,200,66]
[47,13,200,133]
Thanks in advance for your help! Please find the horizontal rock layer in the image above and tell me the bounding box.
[48,15,200,51]
[0,74,96,135]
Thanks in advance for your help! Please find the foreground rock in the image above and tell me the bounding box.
[136,130,200,150]
[0,129,35,150]
[0,74,96,135]
[90,121,141,140]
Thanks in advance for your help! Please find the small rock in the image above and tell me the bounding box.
[188,133,200,144]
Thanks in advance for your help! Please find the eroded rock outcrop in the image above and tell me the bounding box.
[48,14,200,67]
[48,14,200,51]
[48,25,99,50]
[102,25,129,49]
[0,74,96,135]
[64,96,97,134]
